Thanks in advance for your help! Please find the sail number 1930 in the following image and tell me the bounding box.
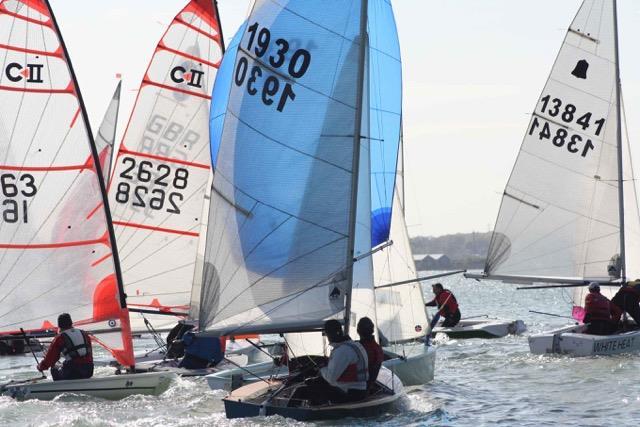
[234,22,312,112]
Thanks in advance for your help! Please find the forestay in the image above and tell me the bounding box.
[367,0,428,344]
[485,0,640,283]
[0,0,133,366]
[108,0,223,332]
[94,80,121,185]
[199,0,365,335]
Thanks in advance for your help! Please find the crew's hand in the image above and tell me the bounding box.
[36,363,43,372]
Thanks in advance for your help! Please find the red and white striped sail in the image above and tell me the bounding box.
[95,80,121,185]
[0,0,133,367]
[108,0,223,332]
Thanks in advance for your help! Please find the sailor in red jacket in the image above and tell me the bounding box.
[37,313,94,381]
[584,282,621,335]
[425,283,461,327]
[291,319,368,405]
[611,279,640,327]
[356,317,384,390]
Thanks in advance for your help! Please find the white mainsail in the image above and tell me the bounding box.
[482,0,640,319]
[373,187,429,344]
[94,80,121,185]
[108,0,223,333]
[0,0,134,366]
[486,0,637,281]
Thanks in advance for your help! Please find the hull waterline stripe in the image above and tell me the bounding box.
[112,221,199,237]
[22,386,159,394]
[117,147,209,169]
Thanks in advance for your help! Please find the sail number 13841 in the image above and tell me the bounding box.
[528,94,607,159]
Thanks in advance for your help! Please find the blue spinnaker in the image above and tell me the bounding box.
[201,0,365,334]
[368,0,402,247]
[210,22,246,167]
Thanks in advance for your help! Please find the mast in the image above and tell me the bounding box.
[344,0,369,334]
[44,0,127,306]
[213,0,226,54]
[613,0,626,282]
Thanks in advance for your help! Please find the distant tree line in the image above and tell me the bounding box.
[410,232,492,270]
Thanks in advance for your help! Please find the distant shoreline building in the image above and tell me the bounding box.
[413,253,452,271]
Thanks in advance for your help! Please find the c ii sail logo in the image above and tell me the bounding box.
[170,65,204,88]
[5,62,44,83]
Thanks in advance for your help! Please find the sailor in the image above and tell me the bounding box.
[292,319,369,405]
[425,283,461,327]
[37,313,94,381]
[584,282,621,335]
[177,332,224,369]
[165,321,195,359]
[356,317,384,389]
[611,279,640,327]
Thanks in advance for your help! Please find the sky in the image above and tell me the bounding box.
[50,0,640,238]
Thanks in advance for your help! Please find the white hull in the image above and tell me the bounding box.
[1,372,175,401]
[433,318,526,339]
[136,354,248,377]
[128,339,269,366]
[529,324,640,356]
[206,346,435,391]
[206,360,288,391]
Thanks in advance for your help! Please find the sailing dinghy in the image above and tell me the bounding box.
[203,0,435,393]
[431,317,526,339]
[0,0,174,399]
[468,0,640,356]
[195,0,404,419]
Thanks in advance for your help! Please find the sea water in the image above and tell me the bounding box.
[1,273,639,426]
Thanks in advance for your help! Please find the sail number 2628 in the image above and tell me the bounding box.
[115,157,187,215]
[234,22,312,112]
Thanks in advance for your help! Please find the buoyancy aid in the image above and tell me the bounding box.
[436,290,459,316]
[585,292,614,322]
[359,338,384,385]
[337,341,368,384]
[61,328,90,361]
